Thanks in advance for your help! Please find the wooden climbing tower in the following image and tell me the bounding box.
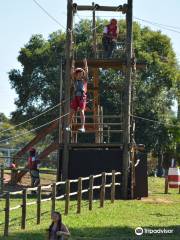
[11,0,147,199]
[62,0,134,199]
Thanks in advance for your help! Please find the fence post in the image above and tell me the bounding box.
[37,186,41,224]
[51,183,56,214]
[4,192,10,237]
[65,180,70,215]
[164,176,168,194]
[88,175,94,211]
[100,172,106,208]
[21,189,27,229]
[0,166,4,194]
[10,168,18,185]
[111,170,116,203]
[77,177,82,214]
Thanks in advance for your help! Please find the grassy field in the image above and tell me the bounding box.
[0,177,180,240]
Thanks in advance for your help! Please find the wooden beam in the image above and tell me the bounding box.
[13,121,58,162]
[38,142,59,160]
[75,59,146,69]
[74,4,128,13]
[59,143,123,149]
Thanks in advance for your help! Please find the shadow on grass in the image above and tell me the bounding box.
[1,225,180,240]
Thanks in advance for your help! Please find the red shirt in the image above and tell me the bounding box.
[28,156,38,170]
[106,24,118,38]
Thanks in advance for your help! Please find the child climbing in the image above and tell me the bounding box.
[102,19,119,58]
[27,147,40,188]
[66,58,88,133]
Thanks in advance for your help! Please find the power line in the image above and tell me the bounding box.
[32,0,67,30]
[75,12,104,32]
[134,17,180,31]
[0,95,100,144]
[76,13,180,35]
[131,114,179,128]
[32,0,180,36]
[0,99,70,134]
[0,112,70,144]
[134,17,180,35]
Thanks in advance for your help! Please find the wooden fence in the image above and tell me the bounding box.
[0,165,4,194]
[0,167,57,194]
[1,170,121,236]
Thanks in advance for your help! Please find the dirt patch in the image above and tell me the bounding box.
[3,172,56,193]
[141,197,173,204]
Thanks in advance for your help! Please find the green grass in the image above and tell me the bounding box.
[0,177,180,240]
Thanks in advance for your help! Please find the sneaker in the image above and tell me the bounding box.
[78,127,85,133]
[65,126,71,131]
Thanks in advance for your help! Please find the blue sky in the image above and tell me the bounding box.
[0,0,179,117]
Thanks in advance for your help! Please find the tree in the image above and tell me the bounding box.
[8,20,179,163]
[0,113,35,166]
[9,32,66,127]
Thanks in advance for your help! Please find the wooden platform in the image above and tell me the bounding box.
[75,58,146,70]
[59,143,123,149]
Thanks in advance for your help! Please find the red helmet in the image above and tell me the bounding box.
[29,147,36,153]
[10,163,16,169]
[110,19,117,25]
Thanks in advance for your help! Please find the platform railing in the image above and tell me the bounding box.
[71,113,123,144]
[74,33,126,60]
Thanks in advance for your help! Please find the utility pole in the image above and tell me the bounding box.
[122,0,133,199]
[62,0,73,180]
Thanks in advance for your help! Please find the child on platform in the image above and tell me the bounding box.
[102,19,119,58]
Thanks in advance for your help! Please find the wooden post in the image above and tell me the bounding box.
[164,176,168,194]
[92,2,97,58]
[100,172,106,208]
[51,183,56,214]
[89,175,94,210]
[100,106,104,143]
[37,186,41,224]
[65,180,70,215]
[96,105,101,143]
[0,166,4,194]
[4,192,10,237]
[59,57,63,144]
[10,168,18,185]
[72,112,78,143]
[21,189,27,229]
[62,0,73,180]
[131,145,135,199]
[107,126,110,143]
[122,0,133,199]
[111,170,116,203]
[57,57,63,182]
[93,68,100,143]
[77,177,82,214]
